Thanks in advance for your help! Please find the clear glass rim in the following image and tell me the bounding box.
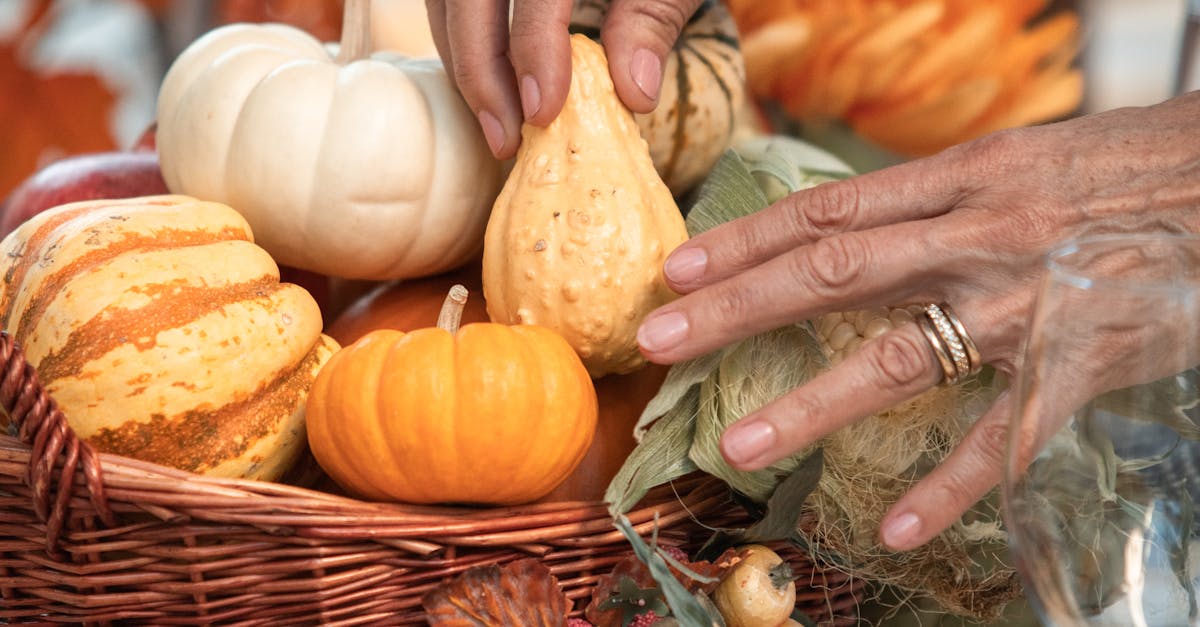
[1046,232,1200,293]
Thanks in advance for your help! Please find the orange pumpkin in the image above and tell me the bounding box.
[306,285,598,505]
[538,364,669,503]
[326,263,488,345]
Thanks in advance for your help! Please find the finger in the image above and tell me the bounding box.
[878,392,1014,551]
[509,0,573,125]
[719,322,941,469]
[639,220,949,363]
[445,0,522,159]
[601,0,703,113]
[425,0,453,70]
[662,152,971,292]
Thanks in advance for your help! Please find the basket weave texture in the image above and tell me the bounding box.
[0,332,864,625]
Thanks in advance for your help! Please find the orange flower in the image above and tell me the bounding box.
[726,0,1082,156]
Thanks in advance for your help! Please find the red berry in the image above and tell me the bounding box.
[567,619,593,627]
[628,610,663,627]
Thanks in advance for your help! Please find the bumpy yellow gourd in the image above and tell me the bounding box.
[482,35,689,378]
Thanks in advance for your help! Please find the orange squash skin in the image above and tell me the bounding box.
[537,364,668,503]
[306,322,598,505]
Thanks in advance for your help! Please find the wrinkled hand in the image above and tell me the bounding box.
[635,91,1200,551]
[424,0,703,159]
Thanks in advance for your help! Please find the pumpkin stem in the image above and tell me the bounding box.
[336,0,371,64]
[437,284,470,334]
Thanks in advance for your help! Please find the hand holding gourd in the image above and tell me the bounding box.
[635,91,1200,552]
[424,0,703,158]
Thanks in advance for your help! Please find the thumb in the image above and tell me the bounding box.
[600,0,704,113]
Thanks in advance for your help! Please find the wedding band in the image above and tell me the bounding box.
[918,303,982,385]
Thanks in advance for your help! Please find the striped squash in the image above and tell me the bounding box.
[0,195,338,481]
[570,0,746,195]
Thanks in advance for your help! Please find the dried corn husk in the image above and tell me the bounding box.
[607,136,1017,620]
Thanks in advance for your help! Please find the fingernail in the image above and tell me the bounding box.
[663,247,707,284]
[722,419,778,465]
[520,75,541,120]
[630,48,662,101]
[637,311,689,353]
[477,110,506,156]
[881,512,922,550]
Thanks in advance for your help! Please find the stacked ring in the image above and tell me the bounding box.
[917,303,982,386]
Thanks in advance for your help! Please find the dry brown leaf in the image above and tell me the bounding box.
[584,548,739,627]
[0,0,118,201]
[423,558,569,627]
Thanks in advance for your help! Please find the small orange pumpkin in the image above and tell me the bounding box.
[538,364,668,503]
[306,285,597,505]
[326,263,488,345]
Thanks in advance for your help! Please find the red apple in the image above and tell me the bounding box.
[1,151,170,237]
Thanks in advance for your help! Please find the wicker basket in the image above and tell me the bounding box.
[0,333,864,625]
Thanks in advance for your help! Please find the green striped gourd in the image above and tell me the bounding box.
[570,0,746,195]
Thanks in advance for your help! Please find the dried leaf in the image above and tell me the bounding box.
[586,541,738,627]
[583,514,724,624]
[423,558,569,627]
[605,394,700,516]
[683,150,768,237]
[0,1,119,200]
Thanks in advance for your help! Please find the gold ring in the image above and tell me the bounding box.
[939,303,982,377]
[918,303,982,385]
[916,312,959,385]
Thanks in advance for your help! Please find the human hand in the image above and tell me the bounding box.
[424,0,703,159]
[635,91,1200,551]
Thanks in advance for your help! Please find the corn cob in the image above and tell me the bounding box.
[814,305,922,365]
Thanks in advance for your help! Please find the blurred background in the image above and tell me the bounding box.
[0,0,1196,201]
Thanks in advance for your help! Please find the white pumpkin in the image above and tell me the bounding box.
[156,0,501,281]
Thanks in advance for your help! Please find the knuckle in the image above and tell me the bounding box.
[996,206,1062,252]
[972,416,1011,468]
[719,221,771,274]
[783,179,862,238]
[707,283,754,329]
[451,60,488,96]
[958,127,1028,171]
[797,233,870,295]
[630,1,693,34]
[928,472,979,515]
[867,332,933,389]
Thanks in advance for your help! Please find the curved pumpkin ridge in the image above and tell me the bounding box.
[454,324,539,504]
[19,240,279,366]
[1,196,250,332]
[307,333,395,501]
[504,324,597,500]
[46,282,323,442]
[157,25,328,197]
[380,328,457,504]
[35,276,280,384]
[207,334,338,480]
[4,198,254,349]
[0,201,126,327]
[87,334,331,477]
